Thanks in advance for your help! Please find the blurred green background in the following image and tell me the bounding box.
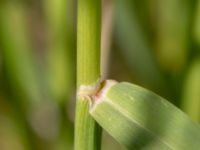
[0,0,200,149]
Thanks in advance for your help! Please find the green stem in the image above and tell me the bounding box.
[75,0,102,149]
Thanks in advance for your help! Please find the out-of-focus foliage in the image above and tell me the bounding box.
[0,0,200,149]
[181,58,200,121]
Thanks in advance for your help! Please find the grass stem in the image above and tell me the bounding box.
[75,0,102,149]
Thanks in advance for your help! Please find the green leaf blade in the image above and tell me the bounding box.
[90,81,200,150]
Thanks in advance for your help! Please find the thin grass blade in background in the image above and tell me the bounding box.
[114,0,167,96]
[181,58,200,122]
[101,0,114,80]
[44,0,75,103]
[44,0,75,148]
[0,3,42,149]
[194,0,200,45]
[0,2,41,105]
[0,2,60,149]
[155,0,191,73]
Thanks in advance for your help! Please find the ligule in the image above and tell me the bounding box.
[90,80,200,150]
